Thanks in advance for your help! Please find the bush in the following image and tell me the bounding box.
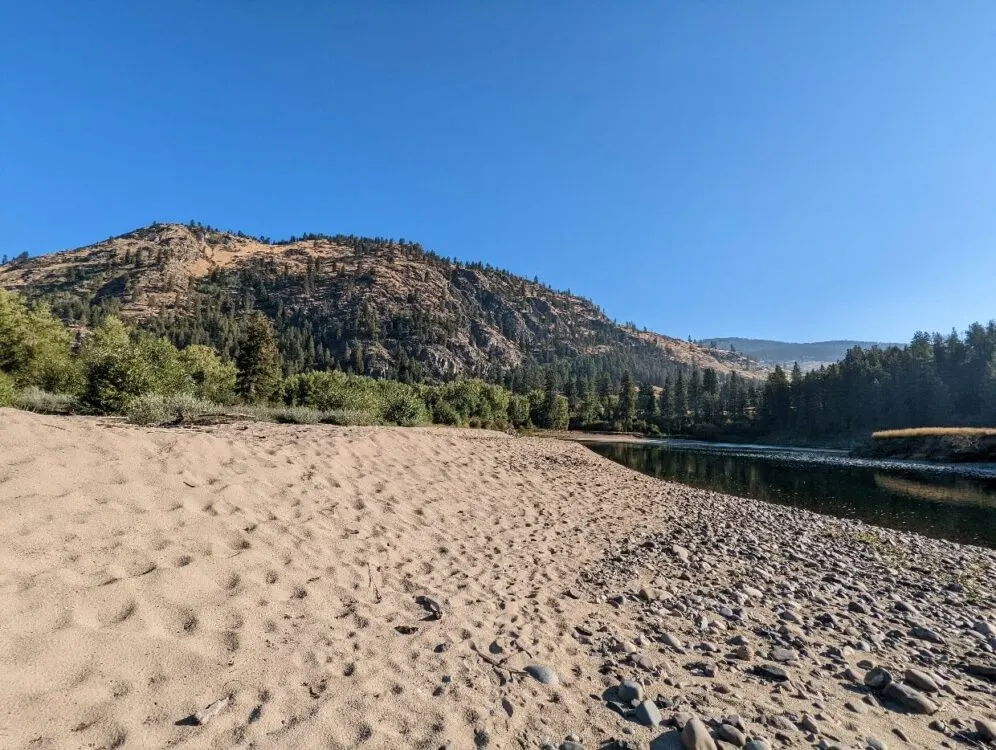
[0,290,82,393]
[124,393,218,425]
[80,318,192,413]
[13,387,75,414]
[383,390,426,426]
[508,394,532,428]
[179,345,236,404]
[0,372,14,407]
[431,400,461,426]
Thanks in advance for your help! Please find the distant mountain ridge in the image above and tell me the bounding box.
[698,337,904,371]
[0,223,768,387]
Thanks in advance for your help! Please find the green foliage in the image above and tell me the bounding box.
[78,318,191,413]
[423,379,510,429]
[178,344,237,404]
[0,290,81,392]
[382,390,427,427]
[236,312,282,404]
[0,371,14,407]
[508,393,532,428]
[124,393,218,425]
[13,387,75,414]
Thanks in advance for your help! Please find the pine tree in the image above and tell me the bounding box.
[235,312,281,403]
[617,371,636,430]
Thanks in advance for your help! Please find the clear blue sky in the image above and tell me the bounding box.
[2,2,994,343]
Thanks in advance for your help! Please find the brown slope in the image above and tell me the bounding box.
[0,223,768,381]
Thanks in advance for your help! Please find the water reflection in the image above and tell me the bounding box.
[586,441,996,549]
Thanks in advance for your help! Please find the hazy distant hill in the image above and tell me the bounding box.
[0,223,767,386]
[697,337,903,371]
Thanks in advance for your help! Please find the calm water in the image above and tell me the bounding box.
[585,440,996,549]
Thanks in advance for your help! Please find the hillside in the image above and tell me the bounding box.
[698,336,902,372]
[0,223,766,387]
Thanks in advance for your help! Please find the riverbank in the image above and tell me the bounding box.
[1,409,995,749]
[855,431,996,463]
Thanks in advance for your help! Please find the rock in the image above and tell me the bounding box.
[635,699,663,727]
[755,664,789,682]
[672,712,693,729]
[681,717,718,750]
[910,625,944,644]
[965,662,996,679]
[866,739,888,750]
[415,595,444,620]
[618,679,644,703]
[743,742,771,750]
[662,632,685,650]
[524,664,559,685]
[770,647,797,663]
[671,544,690,563]
[732,644,753,660]
[882,682,938,714]
[716,724,747,746]
[974,620,996,637]
[559,743,584,750]
[904,668,939,693]
[976,718,996,742]
[800,714,820,734]
[864,667,892,689]
[844,700,867,714]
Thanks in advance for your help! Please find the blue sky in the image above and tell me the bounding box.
[2,2,994,343]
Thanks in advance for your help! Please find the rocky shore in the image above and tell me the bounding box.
[0,409,994,749]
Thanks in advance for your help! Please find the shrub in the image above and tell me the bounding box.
[80,318,192,413]
[179,345,237,404]
[124,393,219,425]
[0,290,82,393]
[320,409,379,426]
[13,387,75,414]
[0,372,14,407]
[383,390,426,426]
[431,400,461,426]
[508,394,532,428]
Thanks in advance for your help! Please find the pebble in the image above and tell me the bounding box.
[864,667,892,689]
[716,723,747,746]
[635,699,663,727]
[904,667,939,693]
[910,625,945,644]
[754,664,789,682]
[617,679,643,703]
[882,682,938,714]
[681,717,718,750]
[524,664,559,685]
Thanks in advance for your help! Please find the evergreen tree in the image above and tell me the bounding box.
[617,370,636,430]
[235,312,282,403]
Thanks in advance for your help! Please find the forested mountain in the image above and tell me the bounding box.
[0,223,765,391]
[697,337,902,371]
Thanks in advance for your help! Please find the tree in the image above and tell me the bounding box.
[179,345,237,404]
[673,371,687,430]
[0,290,81,393]
[236,313,282,403]
[617,371,636,430]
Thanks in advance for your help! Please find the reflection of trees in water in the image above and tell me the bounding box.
[591,443,996,548]
[874,473,996,508]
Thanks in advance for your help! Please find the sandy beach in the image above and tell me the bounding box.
[1,408,994,750]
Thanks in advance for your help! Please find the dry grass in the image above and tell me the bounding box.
[872,427,996,439]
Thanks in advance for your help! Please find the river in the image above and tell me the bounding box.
[584,439,996,549]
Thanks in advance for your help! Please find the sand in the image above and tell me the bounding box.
[1,408,994,750]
